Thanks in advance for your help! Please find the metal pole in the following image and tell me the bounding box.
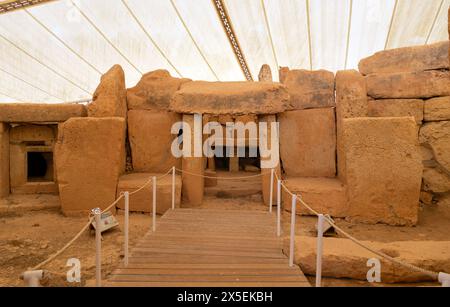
[152,176,157,232]
[277,179,281,237]
[439,272,450,287]
[289,194,296,267]
[316,214,325,287]
[124,191,129,267]
[269,168,274,213]
[172,167,175,210]
[94,208,102,287]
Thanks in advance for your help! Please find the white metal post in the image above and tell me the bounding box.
[269,168,274,213]
[152,176,157,232]
[277,179,281,237]
[316,214,325,287]
[289,194,296,267]
[94,208,102,287]
[124,191,129,267]
[171,166,175,210]
[439,272,450,287]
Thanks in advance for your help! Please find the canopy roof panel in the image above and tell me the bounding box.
[0,0,448,103]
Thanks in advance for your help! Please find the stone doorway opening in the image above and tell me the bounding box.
[27,151,54,182]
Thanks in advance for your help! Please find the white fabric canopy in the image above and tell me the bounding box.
[0,0,448,103]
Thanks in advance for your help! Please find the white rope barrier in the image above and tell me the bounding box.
[171,166,176,210]
[94,208,102,287]
[123,191,129,266]
[276,179,281,237]
[315,214,325,287]
[289,194,296,267]
[152,176,157,232]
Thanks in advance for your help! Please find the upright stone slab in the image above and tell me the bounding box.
[279,108,336,177]
[181,114,204,207]
[280,69,335,110]
[335,70,368,183]
[88,65,127,118]
[342,117,422,226]
[55,118,126,215]
[366,70,450,99]
[128,110,181,172]
[358,41,449,75]
[127,70,191,110]
[258,64,272,82]
[0,123,9,198]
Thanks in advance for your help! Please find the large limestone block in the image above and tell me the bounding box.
[282,177,348,217]
[368,99,424,124]
[88,65,127,118]
[0,103,86,123]
[281,69,335,110]
[335,70,368,183]
[169,81,291,115]
[116,172,181,214]
[0,123,9,198]
[343,117,423,226]
[9,124,56,144]
[366,70,450,99]
[419,121,450,173]
[55,118,126,215]
[128,110,181,172]
[424,96,450,121]
[359,41,449,75]
[279,108,336,177]
[422,167,450,193]
[287,236,450,283]
[127,70,191,111]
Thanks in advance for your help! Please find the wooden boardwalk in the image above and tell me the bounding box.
[106,208,310,287]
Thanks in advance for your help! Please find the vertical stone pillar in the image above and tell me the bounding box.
[259,115,281,206]
[258,64,273,82]
[335,70,368,183]
[182,114,204,207]
[229,155,239,172]
[0,123,9,198]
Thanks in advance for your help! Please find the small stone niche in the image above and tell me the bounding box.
[9,124,58,194]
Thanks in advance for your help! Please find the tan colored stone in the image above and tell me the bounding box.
[359,41,449,75]
[279,108,336,177]
[278,67,290,84]
[368,99,424,124]
[282,177,348,217]
[287,236,450,283]
[422,167,450,193]
[258,64,272,81]
[128,110,181,173]
[55,117,126,215]
[281,69,335,110]
[424,96,450,121]
[127,69,191,111]
[419,121,450,173]
[366,70,450,99]
[88,65,127,118]
[0,103,87,123]
[335,70,368,183]
[420,191,434,205]
[0,123,9,198]
[204,169,217,187]
[343,117,422,226]
[170,81,291,115]
[9,124,56,144]
[116,172,181,214]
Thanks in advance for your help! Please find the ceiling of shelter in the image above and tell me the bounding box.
[0,0,448,103]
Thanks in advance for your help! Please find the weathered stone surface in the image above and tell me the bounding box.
[279,108,336,177]
[422,167,450,193]
[88,65,127,118]
[170,81,291,115]
[335,70,368,183]
[278,67,290,84]
[281,69,335,110]
[55,118,126,215]
[419,121,450,173]
[9,124,56,144]
[359,41,449,75]
[366,70,450,99]
[116,173,181,214]
[0,123,9,198]
[342,117,422,226]
[127,70,191,111]
[286,236,450,283]
[128,110,181,173]
[258,64,272,81]
[368,99,424,124]
[0,103,87,123]
[424,96,450,121]
[282,177,348,217]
